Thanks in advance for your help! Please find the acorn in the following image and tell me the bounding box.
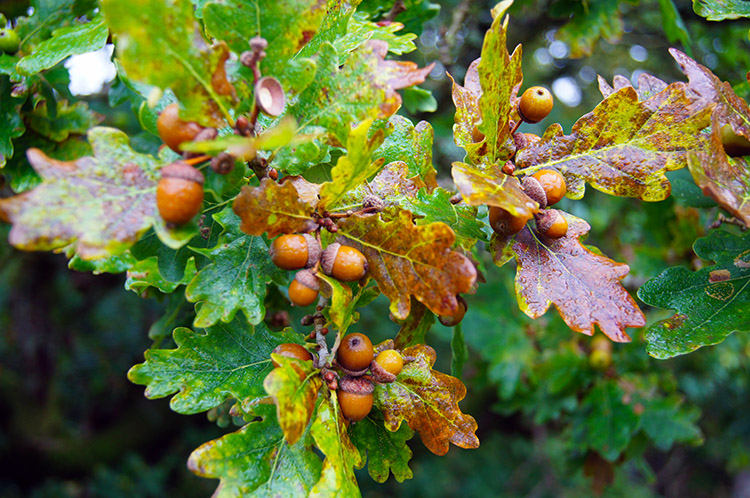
[156,161,205,225]
[255,76,285,116]
[337,375,375,422]
[321,243,368,282]
[535,209,568,239]
[269,234,321,270]
[289,270,320,307]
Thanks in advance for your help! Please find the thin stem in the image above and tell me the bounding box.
[183,154,211,166]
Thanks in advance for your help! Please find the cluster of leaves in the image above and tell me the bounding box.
[0,0,749,496]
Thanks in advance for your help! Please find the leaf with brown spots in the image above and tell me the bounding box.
[452,161,538,219]
[264,354,322,445]
[338,209,477,319]
[0,127,160,260]
[232,177,317,238]
[448,4,521,167]
[374,344,479,456]
[516,81,713,201]
[689,109,750,225]
[499,212,645,342]
[638,230,750,358]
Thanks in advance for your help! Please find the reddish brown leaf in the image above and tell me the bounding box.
[338,210,477,319]
[374,344,479,456]
[499,212,645,342]
[280,175,322,206]
[232,177,317,238]
[689,109,750,225]
[371,40,435,116]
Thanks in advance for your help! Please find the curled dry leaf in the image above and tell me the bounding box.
[374,344,479,456]
[493,212,645,342]
[338,209,477,319]
[232,177,317,238]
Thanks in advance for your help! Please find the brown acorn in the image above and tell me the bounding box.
[269,234,321,270]
[488,206,532,236]
[337,376,374,422]
[156,161,204,225]
[521,175,547,209]
[321,243,368,282]
[156,103,205,153]
[535,209,568,239]
[289,270,320,307]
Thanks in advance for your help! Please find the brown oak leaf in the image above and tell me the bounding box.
[232,177,317,238]
[374,344,479,456]
[452,161,538,218]
[338,210,477,319]
[494,212,645,342]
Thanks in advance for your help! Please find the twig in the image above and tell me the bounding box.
[384,0,406,22]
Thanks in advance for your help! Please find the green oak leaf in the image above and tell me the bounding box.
[641,397,703,450]
[16,15,109,76]
[128,319,301,414]
[638,230,750,359]
[102,0,236,126]
[188,404,322,498]
[0,77,26,167]
[297,0,363,60]
[372,114,436,187]
[317,273,355,333]
[658,0,691,50]
[185,206,286,328]
[125,255,197,296]
[374,344,479,456]
[516,82,713,201]
[693,0,750,20]
[318,119,386,210]
[264,354,321,445]
[399,187,487,249]
[571,381,640,462]
[26,100,101,142]
[335,12,417,57]
[0,127,162,260]
[350,410,414,483]
[309,394,363,498]
[202,0,324,93]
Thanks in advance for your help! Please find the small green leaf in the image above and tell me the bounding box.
[350,410,414,483]
[450,323,468,379]
[185,206,286,328]
[693,0,750,20]
[126,255,197,295]
[17,15,109,76]
[641,397,703,450]
[555,0,624,58]
[373,114,437,186]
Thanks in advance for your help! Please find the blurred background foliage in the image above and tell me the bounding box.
[1,0,750,496]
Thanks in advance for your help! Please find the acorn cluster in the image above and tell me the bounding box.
[335,333,403,422]
[269,334,404,423]
[487,86,569,240]
[0,14,19,54]
[270,235,368,308]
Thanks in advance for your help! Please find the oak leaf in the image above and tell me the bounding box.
[0,127,159,260]
[493,212,645,342]
[374,344,479,456]
[338,209,477,319]
[232,177,317,238]
[516,81,713,201]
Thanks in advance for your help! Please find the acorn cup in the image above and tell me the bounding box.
[255,77,285,116]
